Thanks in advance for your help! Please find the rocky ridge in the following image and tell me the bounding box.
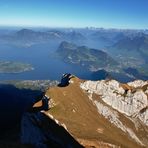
[20,75,148,147]
[80,79,148,146]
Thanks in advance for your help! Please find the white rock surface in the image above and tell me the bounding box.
[80,80,148,124]
[80,79,148,146]
[128,80,148,88]
[94,101,143,145]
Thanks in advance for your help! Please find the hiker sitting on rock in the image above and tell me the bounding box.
[59,73,73,87]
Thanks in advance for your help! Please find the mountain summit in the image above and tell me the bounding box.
[30,75,148,148]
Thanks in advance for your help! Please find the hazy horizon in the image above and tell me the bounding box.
[0,0,148,29]
[0,25,147,31]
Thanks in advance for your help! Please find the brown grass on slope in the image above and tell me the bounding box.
[42,77,142,148]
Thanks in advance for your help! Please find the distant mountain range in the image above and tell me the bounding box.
[109,33,148,64]
[0,28,148,81]
[0,29,64,46]
[0,29,87,46]
[0,27,148,49]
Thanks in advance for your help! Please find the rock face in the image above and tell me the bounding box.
[80,79,148,146]
[81,79,148,121]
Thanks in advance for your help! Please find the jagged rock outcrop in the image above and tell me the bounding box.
[80,79,148,146]
[80,79,148,123]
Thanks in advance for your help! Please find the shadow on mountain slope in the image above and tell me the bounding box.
[0,83,42,133]
[21,112,83,148]
[0,84,83,147]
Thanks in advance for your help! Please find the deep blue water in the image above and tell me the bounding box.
[0,43,91,81]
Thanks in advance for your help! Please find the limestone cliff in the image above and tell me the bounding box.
[80,79,148,147]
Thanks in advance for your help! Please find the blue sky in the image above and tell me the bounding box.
[0,0,148,29]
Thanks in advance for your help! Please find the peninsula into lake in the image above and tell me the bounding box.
[0,61,34,73]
